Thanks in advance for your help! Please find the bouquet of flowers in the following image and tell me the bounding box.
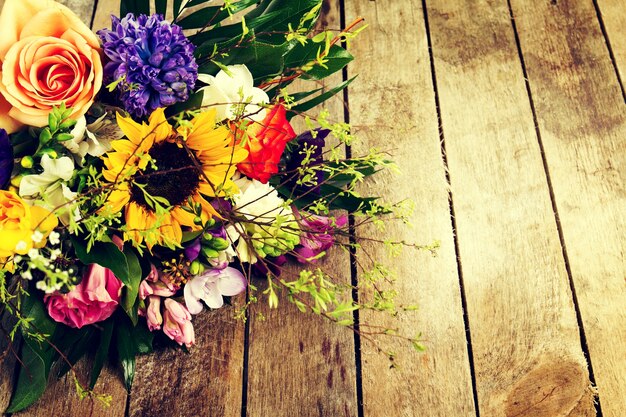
[0,0,423,411]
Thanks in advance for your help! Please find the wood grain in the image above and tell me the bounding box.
[595,0,626,94]
[13,361,126,417]
[245,1,358,416]
[426,0,595,416]
[509,0,626,415]
[128,308,245,417]
[344,0,476,416]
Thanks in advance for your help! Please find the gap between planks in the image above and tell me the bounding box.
[506,1,603,415]
[420,0,481,416]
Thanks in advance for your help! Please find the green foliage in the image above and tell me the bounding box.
[71,238,130,285]
[114,315,154,392]
[7,297,57,413]
[90,320,115,389]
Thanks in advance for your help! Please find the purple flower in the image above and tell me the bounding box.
[286,129,330,196]
[0,129,13,189]
[97,14,198,117]
[294,210,348,263]
[184,238,201,262]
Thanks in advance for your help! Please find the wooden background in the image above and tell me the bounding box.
[1,0,625,416]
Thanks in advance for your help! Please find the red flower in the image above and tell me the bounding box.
[236,104,296,183]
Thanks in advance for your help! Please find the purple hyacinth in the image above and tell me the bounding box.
[97,14,198,117]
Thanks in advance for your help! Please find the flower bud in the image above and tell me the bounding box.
[189,260,205,275]
[201,247,219,260]
[39,149,58,159]
[211,237,229,251]
[20,156,34,169]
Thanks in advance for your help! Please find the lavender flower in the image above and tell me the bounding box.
[97,14,198,117]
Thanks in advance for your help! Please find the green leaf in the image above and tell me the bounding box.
[21,296,56,337]
[192,12,281,53]
[6,339,51,413]
[54,327,97,378]
[132,324,154,354]
[115,320,136,392]
[304,46,354,80]
[71,237,129,286]
[194,0,259,29]
[288,76,357,118]
[8,296,58,412]
[176,5,221,29]
[246,0,322,33]
[155,0,167,16]
[119,0,150,16]
[198,41,294,80]
[90,320,114,389]
[165,91,204,116]
[121,245,143,324]
[173,0,183,19]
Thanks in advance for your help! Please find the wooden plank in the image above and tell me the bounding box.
[595,0,626,94]
[425,1,596,416]
[129,309,245,417]
[245,1,358,416]
[343,1,477,416]
[13,361,126,417]
[509,1,626,416]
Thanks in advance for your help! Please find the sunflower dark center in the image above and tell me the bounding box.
[131,141,200,210]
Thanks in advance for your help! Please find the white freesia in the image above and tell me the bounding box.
[184,267,247,313]
[19,155,79,225]
[198,64,269,122]
[61,114,119,165]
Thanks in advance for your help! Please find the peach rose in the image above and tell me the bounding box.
[0,0,102,133]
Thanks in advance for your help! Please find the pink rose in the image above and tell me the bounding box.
[0,0,102,132]
[162,299,194,347]
[45,263,123,328]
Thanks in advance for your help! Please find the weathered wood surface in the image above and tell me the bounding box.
[595,0,626,98]
[426,1,595,416]
[509,1,626,416]
[344,0,477,416]
[1,0,625,416]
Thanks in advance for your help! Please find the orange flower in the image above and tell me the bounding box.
[236,104,296,184]
[0,0,102,132]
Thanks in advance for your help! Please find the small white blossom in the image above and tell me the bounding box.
[22,269,32,280]
[49,249,61,261]
[27,248,40,259]
[48,231,60,246]
[31,231,44,244]
[15,241,27,251]
[13,255,22,263]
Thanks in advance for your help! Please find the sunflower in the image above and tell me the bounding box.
[101,108,248,248]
